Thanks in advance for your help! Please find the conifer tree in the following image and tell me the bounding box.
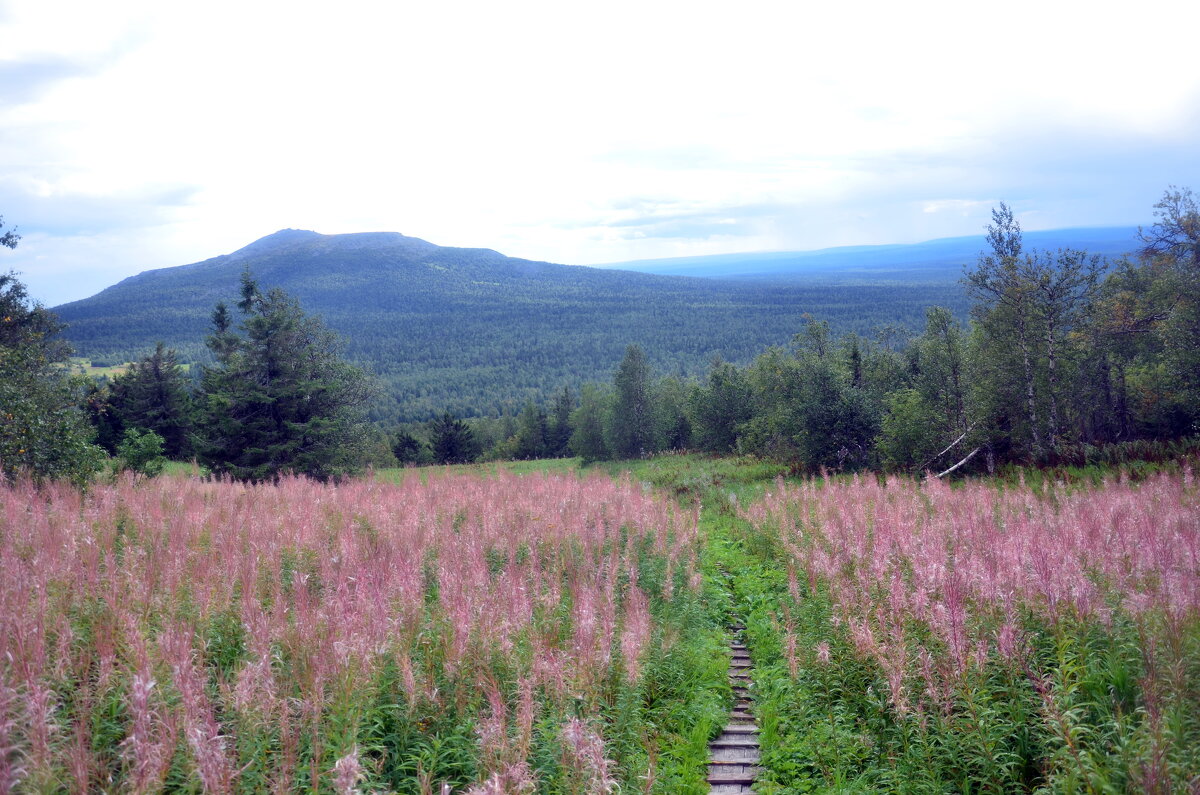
[689,361,752,453]
[392,429,427,464]
[513,401,548,460]
[197,272,374,481]
[106,342,194,458]
[430,411,478,464]
[547,386,575,457]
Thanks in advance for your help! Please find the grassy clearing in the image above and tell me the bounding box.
[64,356,196,380]
[595,454,1200,791]
[63,356,134,379]
[1,466,739,793]
[373,457,582,485]
[732,467,1200,792]
[8,453,1196,791]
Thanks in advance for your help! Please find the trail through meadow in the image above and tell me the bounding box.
[1,459,1197,792]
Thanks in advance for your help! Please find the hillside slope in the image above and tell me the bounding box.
[55,229,968,420]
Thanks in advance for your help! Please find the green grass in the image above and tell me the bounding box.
[373,456,583,484]
[63,356,193,380]
[160,460,204,477]
[62,356,133,379]
[594,453,793,504]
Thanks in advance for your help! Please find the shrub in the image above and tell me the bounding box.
[115,428,167,477]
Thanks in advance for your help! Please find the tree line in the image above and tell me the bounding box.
[2,187,1197,484]
[395,188,1199,473]
[3,249,380,483]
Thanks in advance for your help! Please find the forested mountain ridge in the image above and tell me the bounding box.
[601,226,1140,281]
[55,229,969,420]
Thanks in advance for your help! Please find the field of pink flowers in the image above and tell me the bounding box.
[0,471,706,793]
[739,469,1200,790]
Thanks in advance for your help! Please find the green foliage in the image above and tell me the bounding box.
[196,272,376,481]
[115,427,167,477]
[392,428,428,464]
[913,307,969,436]
[1104,187,1200,436]
[570,384,611,464]
[789,354,879,470]
[652,375,692,452]
[54,229,969,421]
[877,308,973,473]
[877,388,943,471]
[101,341,195,458]
[733,330,880,471]
[429,411,479,464]
[512,400,548,460]
[0,271,104,486]
[609,344,654,459]
[689,361,753,454]
[547,386,575,458]
[965,204,1105,460]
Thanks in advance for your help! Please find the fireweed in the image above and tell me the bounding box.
[739,469,1200,790]
[0,471,700,792]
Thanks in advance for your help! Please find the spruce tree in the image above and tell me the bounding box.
[547,386,575,457]
[106,342,194,458]
[197,272,374,481]
[429,412,478,464]
[392,429,427,464]
[689,361,752,453]
[513,401,548,460]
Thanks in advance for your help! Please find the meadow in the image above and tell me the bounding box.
[1,457,1198,792]
[63,358,135,380]
[732,469,1200,792]
[0,470,725,793]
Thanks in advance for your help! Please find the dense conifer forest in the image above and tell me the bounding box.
[408,189,1200,475]
[2,188,1196,483]
[53,229,972,420]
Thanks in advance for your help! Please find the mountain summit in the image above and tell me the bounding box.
[53,230,967,419]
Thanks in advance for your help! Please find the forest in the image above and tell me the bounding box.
[1,193,1199,793]
[1,187,1197,486]
[394,189,1200,476]
[52,228,969,421]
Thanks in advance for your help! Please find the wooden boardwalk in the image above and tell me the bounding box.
[707,626,760,793]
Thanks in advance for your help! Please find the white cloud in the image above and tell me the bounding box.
[2,0,1199,304]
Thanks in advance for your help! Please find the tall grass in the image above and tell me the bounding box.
[0,470,703,793]
[740,468,1200,790]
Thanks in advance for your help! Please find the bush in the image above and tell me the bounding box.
[115,428,167,477]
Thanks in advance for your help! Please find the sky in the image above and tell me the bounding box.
[2,0,1199,306]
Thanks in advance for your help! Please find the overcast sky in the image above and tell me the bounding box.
[3,0,1199,306]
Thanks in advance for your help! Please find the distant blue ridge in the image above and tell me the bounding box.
[597,227,1141,283]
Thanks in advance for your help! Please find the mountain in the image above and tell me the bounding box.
[55,229,976,421]
[599,227,1141,281]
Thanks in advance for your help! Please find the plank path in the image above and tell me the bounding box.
[706,625,761,793]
